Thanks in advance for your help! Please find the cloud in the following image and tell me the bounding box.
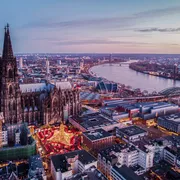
[137,27,180,33]
[53,39,152,46]
[31,37,180,47]
[23,6,180,30]
[134,6,180,18]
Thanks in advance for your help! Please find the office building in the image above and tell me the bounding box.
[82,128,114,152]
[111,165,142,180]
[98,144,139,179]
[116,126,148,142]
[51,150,97,180]
[65,166,107,180]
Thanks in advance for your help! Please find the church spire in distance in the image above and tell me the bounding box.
[2,23,14,59]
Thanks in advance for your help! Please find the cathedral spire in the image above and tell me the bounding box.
[2,24,14,59]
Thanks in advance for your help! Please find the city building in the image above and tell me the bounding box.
[57,60,62,65]
[65,166,107,180]
[0,123,36,161]
[116,126,148,142]
[136,102,179,121]
[100,107,129,121]
[28,155,46,180]
[80,91,101,105]
[163,147,178,166]
[137,144,154,172]
[162,136,180,167]
[82,128,114,152]
[46,57,50,80]
[0,162,29,179]
[0,25,80,126]
[98,144,139,179]
[1,123,28,146]
[15,128,21,145]
[96,81,118,93]
[1,124,8,146]
[158,113,180,133]
[111,165,142,180]
[118,101,179,125]
[51,150,97,180]
[19,57,23,69]
[98,140,156,178]
[69,112,124,132]
[0,113,4,148]
[0,138,36,161]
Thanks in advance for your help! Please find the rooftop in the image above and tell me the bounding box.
[158,113,180,125]
[20,81,72,93]
[29,155,43,171]
[72,113,118,131]
[80,91,101,101]
[117,125,147,137]
[54,81,72,90]
[83,128,112,141]
[112,165,143,180]
[20,83,54,93]
[100,144,137,162]
[51,150,96,173]
[66,166,107,180]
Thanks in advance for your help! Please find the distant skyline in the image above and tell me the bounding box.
[0,0,180,53]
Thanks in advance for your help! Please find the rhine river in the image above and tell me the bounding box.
[90,64,180,93]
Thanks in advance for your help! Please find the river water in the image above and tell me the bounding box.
[90,64,180,93]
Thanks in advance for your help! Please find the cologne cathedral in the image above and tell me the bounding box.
[0,24,81,126]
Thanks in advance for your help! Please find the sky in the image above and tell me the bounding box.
[0,0,180,53]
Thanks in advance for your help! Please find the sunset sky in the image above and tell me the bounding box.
[0,0,180,53]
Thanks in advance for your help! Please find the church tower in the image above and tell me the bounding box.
[0,24,22,124]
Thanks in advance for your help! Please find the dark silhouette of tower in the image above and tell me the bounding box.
[20,124,28,145]
[109,53,112,63]
[0,24,22,124]
[174,64,178,80]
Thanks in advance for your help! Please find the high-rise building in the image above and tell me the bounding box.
[19,57,23,69]
[57,60,61,65]
[46,57,50,74]
[46,57,50,80]
[174,64,178,79]
[80,60,84,69]
[109,53,113,63]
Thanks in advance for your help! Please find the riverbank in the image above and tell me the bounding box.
[89,63,180,92]
[88,64,123,85]
[129,64,180,81]
[88,63,146,95]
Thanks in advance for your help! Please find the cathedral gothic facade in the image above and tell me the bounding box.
[0,25,81,125]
